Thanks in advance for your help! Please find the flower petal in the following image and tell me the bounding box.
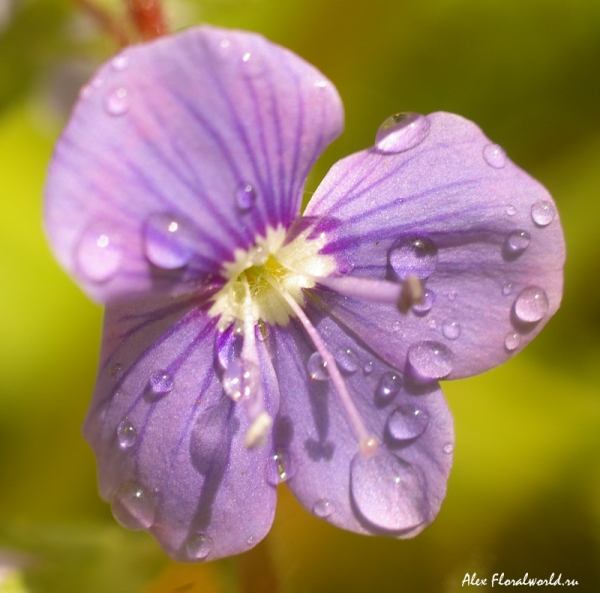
[84,295,278,561]
[307,112,565,379]
[267,302,454,536]
[45,26,343,303]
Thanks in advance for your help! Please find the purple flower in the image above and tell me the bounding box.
[44,26,565,562]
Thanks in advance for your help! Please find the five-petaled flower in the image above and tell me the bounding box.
[44,26,565,562]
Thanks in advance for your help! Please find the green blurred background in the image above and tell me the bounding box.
[1,0,599,591]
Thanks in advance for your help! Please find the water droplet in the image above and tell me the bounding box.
[313,498,335,518]
[79,84,93,99]
[111,480,155,530]
[149,370,173,396]
[392,320,402,332]
[308,352,329,381]
[389,235,438,280]
[222,358,259,401]
[216,327,242,370]
[143,212,195,269]
[407,341,453,380]
[350,450,426,531]
[235,183,256,212]
[104,87,130,116]
[315,80,328,88]
[447,291,457,301]
[109,363,124,379]
[442,321,461,340]
[246,536,255,546]
[502,283,514,296]
[336,348,359,374]
[387,405,430,441]
[240,51,267,78]
[427,318,438,331]
[117,417,137,449]
[375,112,430,154]
[257,322,270,342]
[504,332,520,351]
[92,76,104,89]
[531,200,555,226]
[506,205,516,216]
[111,54,129,71]
[443,443,454,454]
[482,143,507,168]
[376,371,402,403]
[363,361,374,375]
[266,449,296,485]
[504,230,531,256]
[514,286,549,323]
[76,222,123,282]
[186,533,212,560]
[412,289,435,315]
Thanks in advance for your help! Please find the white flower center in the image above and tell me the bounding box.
[208,224,337,329]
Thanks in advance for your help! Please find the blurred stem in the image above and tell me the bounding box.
[238,539,279,593]
[125,0,168,41]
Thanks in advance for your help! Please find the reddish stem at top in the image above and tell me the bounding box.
[126,0,168,41]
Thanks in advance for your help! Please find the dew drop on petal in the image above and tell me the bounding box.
[111,54,129,71]
[308,352,329,381]
[407,341,453,380]
[117,417,137,449]
[350,450,426,531]
[80,84,93,99]
[236,183,257,212]
[149,370,173,395]
[504,332,521,351]
[387,405,430,441]
[266,449,296,486]
[531,200,555,226]
[504,230,531,255]
[109,362,124,379]
[186,533,212,560]
[506,205,517,216]
[412,289,435,315]
[143,212,195,269]
[313,499,335,518]
[363,360,374,375]
[246,536,255,546]
[514,286,549,323]
[443,443,454,454]
[104,87,130,116]
[375,112,430,154]
[76,222,123,282]
[111,481,155,530]
[240,51,267,78]
[502,283,514,296]
[482,143,507,168]
[336,348,359,374]
[376,371,402,403]
[389,235,438,280]
[442,320,461,340]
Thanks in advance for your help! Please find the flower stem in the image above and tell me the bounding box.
[125,0,168,40]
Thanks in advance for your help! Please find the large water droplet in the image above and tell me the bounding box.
[407,341,453,380]
[111,481,155,530]
[308,352,329,381]
[216,327,242,371]
[240,51,268,78]
[266,449,296,486]
[335,348,359,374]
[387,405,429,441]
[376,371,402,404]
[504,332,520,351]
[117,417,137,449]
[389,235,438,280]
[442,320,461,340]
[313,498,335,518]
[531,200,555,226]
[350,450,426,531]
[504,230,531,256]
[222,358,259,401]
[76,222,123,282]
[235,183,257,212]
[412,289,435,315]
[104,87,130,116]
[143,212,194,269]
[375,112,430,154]
[482,143,507,168]
[186,533,212,560]
[514,286,549,323]
[149,370,173,396]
